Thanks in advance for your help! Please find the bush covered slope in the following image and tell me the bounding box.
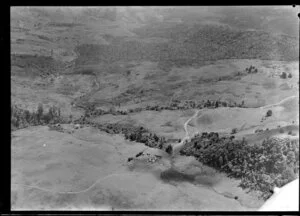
[180,132,299,200]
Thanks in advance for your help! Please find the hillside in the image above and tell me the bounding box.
[11,6,299,211]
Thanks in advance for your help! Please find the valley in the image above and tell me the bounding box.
[11,6,299,211]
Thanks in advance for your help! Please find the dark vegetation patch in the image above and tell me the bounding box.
[37,35,53,41]
[74,115,167,149]
[279,83,291,91]
[11,103,66,131]
[72,69,97,76]
[160,168,195,183]
[78,95,248,118]
[11,54,65,77]
[180,132,299,200]
[262,81,276,90]
[47,22,82,27]
[197,114,213,125]
[162,121,173,127]
[75,24,298,69]
[56,83,80,96]
[166,75,182,82]
[279,72,293,79]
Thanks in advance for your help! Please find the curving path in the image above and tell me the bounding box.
[12,170,135,195]
[172,94,298,157]
[171,109,201,157]
[259,95,298,109]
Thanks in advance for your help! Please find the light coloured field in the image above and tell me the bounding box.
[190,96,299,142]
[11,125,263,210]
[92,109,195,140]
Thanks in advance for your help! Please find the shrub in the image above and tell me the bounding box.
[266,110,272,117]
[279,128,285,133]
[37,103,44,122]
[165,145,173,155]
[280,72,287,79]
[231,128,237,134]
[288,73,292,78]
[288,131,293,135]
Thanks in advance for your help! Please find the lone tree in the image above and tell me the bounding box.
[165,144,173,155]
[280,72,287,79]
[37,103,44,123]
[266,110,272,117]
[231,128,237,134]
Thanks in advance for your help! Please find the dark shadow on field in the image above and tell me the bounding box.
[160,167,220,188]
[128,155,220,188]
[197,114,213,125]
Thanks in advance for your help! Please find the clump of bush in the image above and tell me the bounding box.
[83,104,128,118]
[165,145,173,155]
[231,128,237,134]
[180,132,299,200]
[48,123,64,132]
[78,119,167,150]
[255,129,264,133]
[11,103,64,131]
[246,65,258,74]
[280,72,287,79]
[123,126,166,149]
[266,110,272,117]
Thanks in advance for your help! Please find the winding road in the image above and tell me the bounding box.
[171,109,201,157]
[259,95,298,110]
[172,94,298,158]
[12,170,135,195]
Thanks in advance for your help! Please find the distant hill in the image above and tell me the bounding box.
[10,6,299,113]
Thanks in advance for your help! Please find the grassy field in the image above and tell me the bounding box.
[91,109,194,140]
[12,125,263,210]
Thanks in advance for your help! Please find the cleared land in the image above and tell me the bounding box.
[12,125,263,210]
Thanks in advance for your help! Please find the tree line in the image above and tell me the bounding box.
[82,99,247,119]
[11,103,65,131]
[74,116,167,149]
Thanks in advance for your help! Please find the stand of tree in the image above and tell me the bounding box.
[74,117,167,149]
[82,99,247,119]
[11,103,65,131]
[180,132,299,200]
